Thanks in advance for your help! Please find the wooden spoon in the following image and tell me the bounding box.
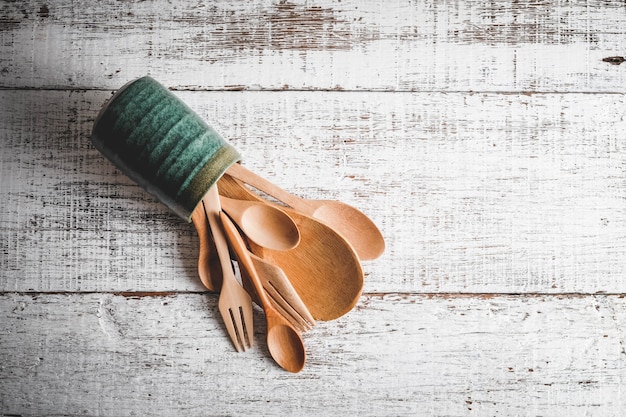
[218,174,364,321]
[221,212,306,373]
[220,195,300,251]
[190,195,301,291]
[238,244,315,332]
[191,203,221,291]
[227,163,385,261]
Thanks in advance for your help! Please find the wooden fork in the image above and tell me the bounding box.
[203,184,254,352]
[228,223,315,332]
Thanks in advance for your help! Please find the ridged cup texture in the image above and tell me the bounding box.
[91,76,240,220]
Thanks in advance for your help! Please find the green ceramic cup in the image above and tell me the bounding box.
[91,76,241,221]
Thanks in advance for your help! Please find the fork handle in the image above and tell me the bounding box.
[220,212,273,310]
[204,185,237,285]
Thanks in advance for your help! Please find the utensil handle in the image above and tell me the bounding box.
[226,163,313,212]
[203,185,237,285]
[191,206,218,291]
[220,212,272,309]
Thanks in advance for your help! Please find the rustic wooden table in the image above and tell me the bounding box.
[2,1,626,415]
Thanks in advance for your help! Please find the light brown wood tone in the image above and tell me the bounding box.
[196,193,312,330]
[3,1,626,413]
[220,195,300,251]
[245,253,316,332]
[5,89,626,295]
[190,203,221,292]
[203,185,253,352]
[218,174,364,321]
[227,163,385,261]
[219,212,315,332]
[221,213,306,373]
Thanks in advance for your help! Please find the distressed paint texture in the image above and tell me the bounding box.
[1,0,626,91]
[1,1,626,416]
[1,293,625,416]
[2,90,626,294]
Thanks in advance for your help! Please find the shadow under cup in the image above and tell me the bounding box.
[91,76,241,221]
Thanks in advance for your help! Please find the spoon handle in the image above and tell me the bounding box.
[220,212,273,310]
[227,163,314,213]
[191,204,221,291]
[204,187,234,288]
[222,212,307,373]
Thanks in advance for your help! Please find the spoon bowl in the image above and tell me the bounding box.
[219,174,363,321]
[221,195,300,251]
[309,200,384,259]
[221,212,307,372]
[266,309,306,373]
[227,163,385,260]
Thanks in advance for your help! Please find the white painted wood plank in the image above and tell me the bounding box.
[0,90,209,293]
[1,293,624,416]
[1,0,626,92]
[2,89,626,293]
[2,2,624,415]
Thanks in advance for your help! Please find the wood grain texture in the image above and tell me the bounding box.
[1,0,626,92]
[1,293,625,416]
[2,89,626,293]
[2,1,626,415]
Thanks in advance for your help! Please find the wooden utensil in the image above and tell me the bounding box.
[194,193,313,331]
[190,195,302,291]
[204,185,254,352]
[191,204,221,291]
[221,212,306,373]
[220,195,300,251]
[230,235,315,332]
[227,163,385,261]
[218,174,364,321]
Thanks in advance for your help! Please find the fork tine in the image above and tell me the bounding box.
[204,185,253,353]
[264,283,313,332]
[228,257,254,349]
[238,265,309,332]
[251,257,316,329]
[240,298,254,349]
[218,299,243,352]
[219,273,254,351]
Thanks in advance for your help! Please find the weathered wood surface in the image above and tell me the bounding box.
[2,0,626,416]
[1,0,626,92]
[2,293,626,416]
[2,89,626,294]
